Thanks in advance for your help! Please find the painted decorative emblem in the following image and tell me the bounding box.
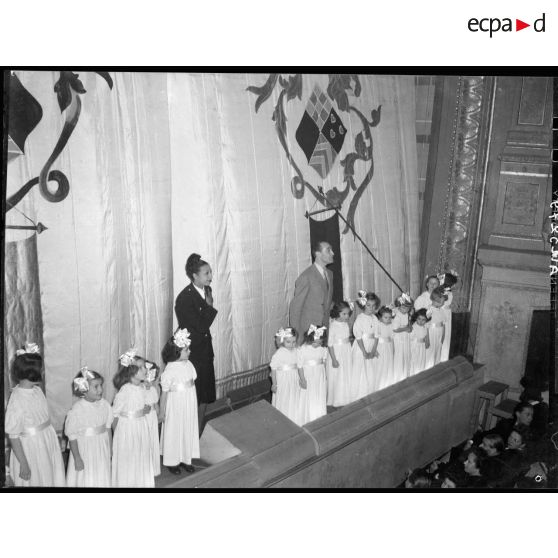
[295,85,346,179]
[247,74,381,233]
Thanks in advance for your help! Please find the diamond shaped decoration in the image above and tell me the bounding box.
[295,84,346,178]
[295,111,320,162]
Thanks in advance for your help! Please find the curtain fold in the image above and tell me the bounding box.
[5,72,419,427]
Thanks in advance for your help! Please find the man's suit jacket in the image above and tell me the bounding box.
[289,264,333,342]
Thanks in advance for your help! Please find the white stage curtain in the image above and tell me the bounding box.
[168,74,419,393]
[5,72,419,428]
[6,72,174,429]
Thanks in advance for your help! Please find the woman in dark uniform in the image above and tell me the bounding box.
[175,253,218,435]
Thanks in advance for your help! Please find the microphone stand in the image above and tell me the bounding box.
[304,187,405,294]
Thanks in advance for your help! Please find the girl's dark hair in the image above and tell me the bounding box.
[424,275,440,290]
[303,326,326,345]
[113,364,140,391]
[330,301,352,319]
[162,338,184,364]
[12,353,43,383]
[355,292,381,310]
[482,433,505,454]
[406,468,432,488]
[377,306,394,318]
[430,286,447,303]
[72,370,104,397]
[440,273,458,289]
[185,253,210,281]
[411,308,431,324]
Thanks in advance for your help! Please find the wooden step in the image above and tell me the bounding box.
[478,381,509,398]
[490,398,518,419]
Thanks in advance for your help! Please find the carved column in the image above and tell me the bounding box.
[437,76,495,312]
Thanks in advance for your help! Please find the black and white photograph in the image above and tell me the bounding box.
[3,70,556,490]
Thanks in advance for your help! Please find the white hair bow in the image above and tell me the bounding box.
[119,348,137,367]
[173,328,191,349]
[356,289,367,307]
[145,361,157,382]
[73,366,95,393]
[16,342,40,356]
[397,292,412,306]
[275,327,295,343]
[307,324,326,339]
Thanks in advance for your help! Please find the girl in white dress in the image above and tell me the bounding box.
[327,302,352,407]
[425,288,446,369]
[142,360,161,477]
[297,325,328,423]
[65,367,113,487]
[414,275,440,312]
[111,349,154,488]
[438,271,458,362]
[159,329,200,475]
[5,344,65,487]
[392,293,413,382]
[270,327,304,425]
[409,309,431,376]
[351,291,381,400]
[375,307,396,390]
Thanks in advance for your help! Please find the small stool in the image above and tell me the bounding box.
[486,398,518,430]
[471,381,509,431]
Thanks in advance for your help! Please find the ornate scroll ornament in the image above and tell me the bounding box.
[247,74,381,234]
[7,71,113,221]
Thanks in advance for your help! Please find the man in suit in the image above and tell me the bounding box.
[289,240,334,344]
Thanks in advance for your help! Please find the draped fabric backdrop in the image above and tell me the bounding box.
[5,72,418,430]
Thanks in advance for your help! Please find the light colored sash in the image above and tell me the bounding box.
[303,359,325,367]
[78,425,108,437]
[272,364,298,372]
[377,337,393,344]
[19,419,51,437]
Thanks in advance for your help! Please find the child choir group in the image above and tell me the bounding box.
[270,272,458,426]
[5,328,201,487]
[5,271,458,487]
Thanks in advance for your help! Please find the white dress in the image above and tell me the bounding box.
[270,347,302,425]
[440,291,453,362]
[65,398,113,487]
[112,383,154,488]
[143,383,161,476]
[326,320,352,407]
[5,385,65,487]
[351,313,378,400]
[410,323,428,376]
[392,310,411,382]
[160,360,200,466]
[297,344,328,423]
[414,291,432,312]
[376,322,395,390]
[425,306,445,369]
